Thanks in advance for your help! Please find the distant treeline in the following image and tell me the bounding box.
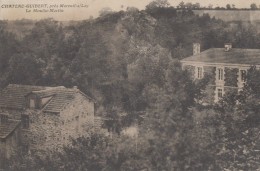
[175,1,260,10]
[1,5,260,112]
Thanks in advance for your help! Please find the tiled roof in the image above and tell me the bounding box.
[181,48,260,65]
[31,87,65,98]
[0,119,20,139]
[0,84,93,114]
[0,84,48,109]
[42,88,77,113]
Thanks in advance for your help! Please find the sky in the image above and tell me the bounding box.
[0,0,259,21]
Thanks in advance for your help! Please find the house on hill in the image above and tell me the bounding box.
[0,84,95,166]
[181,43,260,103]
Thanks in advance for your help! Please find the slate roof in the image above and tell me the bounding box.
[0,84,93,114]
[42,88,77,113]
[181,48,260,65]
[0,119,20,139]
[0,84,47,109]
[30,87,65,98]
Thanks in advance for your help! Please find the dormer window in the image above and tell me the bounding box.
[29,98,35,109]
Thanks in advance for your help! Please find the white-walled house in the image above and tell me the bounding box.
[181,43,260,103]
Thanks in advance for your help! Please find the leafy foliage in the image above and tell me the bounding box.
[2,3,260,170]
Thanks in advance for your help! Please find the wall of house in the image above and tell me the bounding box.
[19,110,62,152]
[224,68,239,87]
[0,140,6,168]
[204,66,216,85]
[182,63,244,103]
[0,128,20,169]
[183,65,195,79]
[20,93,95,152]
[60,93,95,143]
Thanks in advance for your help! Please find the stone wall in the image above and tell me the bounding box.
[60,93,95,142]
[20,92,95,152]
[20,109,62,152]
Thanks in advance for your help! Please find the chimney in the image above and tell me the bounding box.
[224,43,232,52]
[193,43,200,55]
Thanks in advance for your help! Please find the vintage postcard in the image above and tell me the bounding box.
[0,0,260,170]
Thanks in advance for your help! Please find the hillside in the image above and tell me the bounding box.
[1,8,260,104]
[193,10,260,22]
[1,5,260,171]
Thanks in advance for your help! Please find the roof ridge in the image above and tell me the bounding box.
[181,47,260,65]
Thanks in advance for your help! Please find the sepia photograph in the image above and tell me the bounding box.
[0,0,260,170]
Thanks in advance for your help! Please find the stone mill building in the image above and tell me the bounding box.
[0,84,95,167]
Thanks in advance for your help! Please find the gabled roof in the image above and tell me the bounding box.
[181,48,260,66]
[30,87,65,98]
[0,84,48,109]
[0,119,20,139]
[42,88,78,113]
[0,84,94,114]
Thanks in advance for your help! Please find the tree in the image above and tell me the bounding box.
[0,21,19,74]
[194,3,201,9]
[250,3,258,10]
[139,61,216,170]
[99,7,114,16]
[7,53,44,85]
[185,2,193,9]
[208,66,260,170]
[177,1,185,9]
[226,4,231,10]
[8,132,149,171]
[208,4,213,9]
[146,0,170,10]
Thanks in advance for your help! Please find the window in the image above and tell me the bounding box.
[196,67,203,79]
[29,99,35,109]
[217,68,224,81]
[217,88,223,99]
[240,70,246,82]
[21,114,29,129]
